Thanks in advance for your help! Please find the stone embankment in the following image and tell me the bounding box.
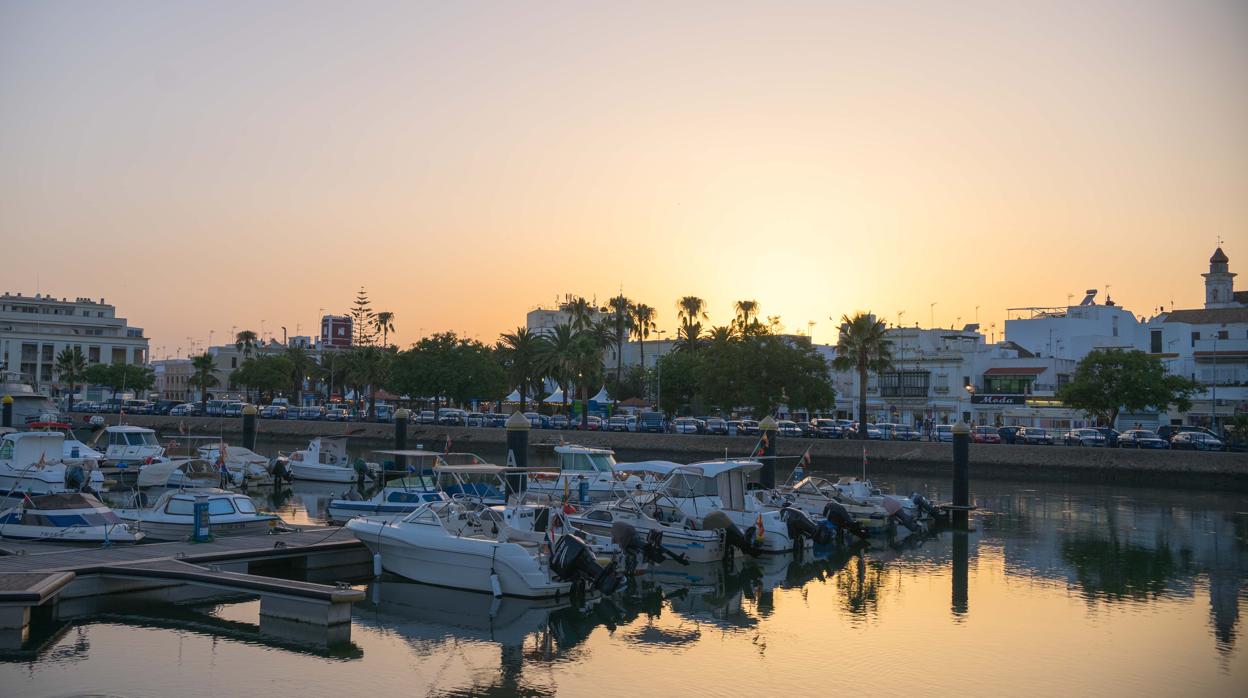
[103,414,1248,490]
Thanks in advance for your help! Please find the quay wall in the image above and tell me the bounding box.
[99,415,1248,491]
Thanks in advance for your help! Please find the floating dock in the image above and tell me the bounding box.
[0,527,368,648]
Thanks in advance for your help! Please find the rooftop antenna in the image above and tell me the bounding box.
[930,302,937,329]
[974,306,979,325]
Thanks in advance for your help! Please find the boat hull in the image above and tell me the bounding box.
[0,522,143,543]
[117,516,277,541]
[291,463,360,483]
[568,518,725,564]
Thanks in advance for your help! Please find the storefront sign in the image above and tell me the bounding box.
[971,394,1025,405]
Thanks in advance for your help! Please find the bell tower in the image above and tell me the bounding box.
[1203,247,1235,309]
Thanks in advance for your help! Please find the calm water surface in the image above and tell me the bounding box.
[3,438,1245,697]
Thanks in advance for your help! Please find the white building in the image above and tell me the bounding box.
[0,292,148,392]
[152,358,193,403]
[1004,289,1145,361]
[1145,247,1248,428]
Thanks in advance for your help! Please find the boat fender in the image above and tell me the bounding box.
[490,572,502,598]
[373,552,383,578]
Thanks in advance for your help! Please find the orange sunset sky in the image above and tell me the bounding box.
[2,1,1245,357]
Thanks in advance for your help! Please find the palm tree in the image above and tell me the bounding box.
[54,347,87,412]
[189,352,220,414]
[676,296,708,326]
[283,346,316,405]
[235,330,259,359]
[734,299,760,335]
[345,346,392,416]
[832,313,893,439]
[373,311,396,348]
[498,327,547,411]
[538,323,579,416]
[565,296,596,331]
[571,330,606,427]
[707,324,735,346]
[674,321,704,352]
[607,295,633,402]
[630,303,656,374]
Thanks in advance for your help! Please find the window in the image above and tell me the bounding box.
[208,499,237,515]
[879,371,930,398]
[166,498,195,515]
[1191,332,1200,347]
[1217,330,1229,340]
[0,441,12,460]
[1150,329,1162,353]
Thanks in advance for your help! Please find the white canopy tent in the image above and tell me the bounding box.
[589,387,611,403]
[503,389,522,403]
[543,389,566,404]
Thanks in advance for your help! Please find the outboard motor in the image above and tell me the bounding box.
[882,497,922,533]
[910,492,937,519]
[64,463,86,491]
[550,532,622,594]
[271,458,290,486]
[779,506,821,549]
[822,501,869,540]
[612,521,690,568]
[702,510,761,557]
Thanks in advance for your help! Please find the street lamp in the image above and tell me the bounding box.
[655,329,668,410]
[964,384,975,426]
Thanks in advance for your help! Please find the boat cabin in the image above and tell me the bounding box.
[659,459,763,511]
[295,436,349,465]
[553,445,617,475]
[0,431,64,465]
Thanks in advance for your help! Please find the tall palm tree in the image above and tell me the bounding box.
[55,346,87,412]
[538,323,578,416]
[565,296,596,331]
[630,303,656,374]
[674,321,704,352]
[283,346,316,405]
[235,330,259,359]
[707,324,735,346]
[498,327,548,411]
[571,330,607,427]
[189,352,220,414]
[734,299,760,335]
[373,311,396,348]
[832,312,893,439]
[607,294,633,402]
[676,296,708,326]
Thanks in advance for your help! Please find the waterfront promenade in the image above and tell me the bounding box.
[108,415,1248,490]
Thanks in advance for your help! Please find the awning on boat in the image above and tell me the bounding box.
[683,459,764,478]
[615,460,684,475]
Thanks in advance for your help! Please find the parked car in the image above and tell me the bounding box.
[639,411,666,433]
[1018,427,1055,445]
[582,416,602,431]
[811,419,843,439]
[301,406,325,420]
[1170,432,1224,451]
[776,420,803,437]
[972,426,1001,444]
[324,407,349,421]
[1062,428,1107,447]
[672,417,700,434]
[373,404,395,423]
[169,403,199,417]
[523,412,542,429]
[1095,427,1121,447]
[606,416,630,432]
[861,423,883,440]
[705,418,728,435]
[1117,429,1169,449]
[550,415,569,430]
[259,404,286,419]
[934,424,954,443]
[737,419,760,436]
[997,426,1021,445]
[223,402,246,418]
[415,410,436,425]
[797,422,820,438]
[1156,425,1220,442]
[438,409,466,426]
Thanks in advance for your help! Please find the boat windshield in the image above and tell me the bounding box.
[234,498,257,514]
[127,432,159,446]
[662,472,719,498]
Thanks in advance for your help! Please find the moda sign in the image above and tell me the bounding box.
[971,395,1025,405]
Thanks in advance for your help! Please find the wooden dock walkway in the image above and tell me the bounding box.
[0,527,368,644]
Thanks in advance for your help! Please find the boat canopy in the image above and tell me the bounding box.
[0,431,64,464]
[22,492,109,510]
[137,458,219,488]
[684,459,763,478]
[373,449,444,457]
[615,460,684,475]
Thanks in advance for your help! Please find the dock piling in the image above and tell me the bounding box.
[952,420,970,528]
[505,411,530,496]
[394,408,410,473]
[1,395,11,428]
[241,404,258,452]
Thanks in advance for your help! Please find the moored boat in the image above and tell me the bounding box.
[0,431,106,499]
[115,488,280,541]
[0,492,144,542]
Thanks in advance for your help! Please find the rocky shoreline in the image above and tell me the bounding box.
[97,414,1248,491]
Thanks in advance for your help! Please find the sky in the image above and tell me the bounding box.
[2,1,1245,357]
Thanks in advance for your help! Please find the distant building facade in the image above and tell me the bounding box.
[321,315,352,349]
[0,292,148,392]
[152,358,193,403]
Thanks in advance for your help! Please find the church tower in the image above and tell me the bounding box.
[1203,247,1236,309]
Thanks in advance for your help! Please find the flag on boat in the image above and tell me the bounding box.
[754,513,765,544]
[799,447,812,468]
[218,443,228,473]
[444,434,452,454]
[34,453,47,470]
[761,432,769,447]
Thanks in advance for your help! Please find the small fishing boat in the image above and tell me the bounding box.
[0,431,106,499]
[278,436,379,483]
[347,499,621,598]
[115,489,281,541]
[195,441,273,485]
[0,492,144,542]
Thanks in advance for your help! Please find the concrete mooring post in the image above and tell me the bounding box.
[241,404,258,452]
[1,395,11,428]
[757,416,778,488]
[952,420,970,528]
[505,411,530,496]
[394,409,411,473]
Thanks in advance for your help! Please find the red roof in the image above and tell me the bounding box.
[983,367,1046,376]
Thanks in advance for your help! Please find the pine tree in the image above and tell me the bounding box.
[350,287,377,346]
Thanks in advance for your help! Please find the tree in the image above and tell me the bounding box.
[675,296,707,353]
[343,346,393,415]
[607,294,634,405]
[537,323,579,416]
[570,329,607,426]
[373,311,396,348]
[283,346,316,404]
[350,287,377,346]
[565,296,596,332]
[1058,349,1200,427]
[734,299,761,336]
[674,320,704,352]
[189,352,220,412]
[630,303,657,382]
[498,327,548,411]
[234,330,259,359]
[656,349,702,416]
[833,313,893,439]
[84,363,156,404]
[55,347,87,411]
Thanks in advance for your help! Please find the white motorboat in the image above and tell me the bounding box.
[91,425,165,467]
[20,421,104,465]
[115,488,280,541]
[829,476,926,522]
[135,457,230,489]
[280,436,379,483]
[0,431,106,499]
[0,492,144,543]
[0,371,60,424]
[771,476,918,536]
[195,442,273,485]
[564,461,727,564]
[347,499,621,598]
[526,444,655,504]
[327,474,450,522]
[642,459,814,555]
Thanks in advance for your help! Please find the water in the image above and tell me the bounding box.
[4,439,1246,697]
